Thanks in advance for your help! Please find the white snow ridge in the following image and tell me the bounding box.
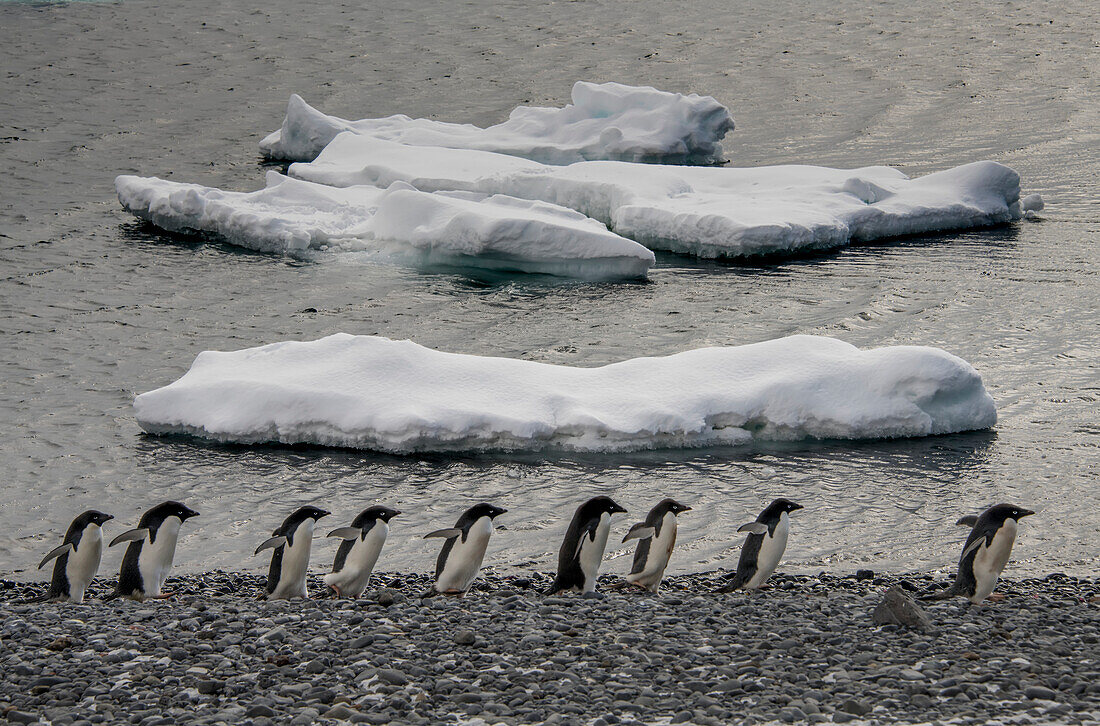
[134,334,997,454]
[259,81,735,164]
[291,134,1036,259]
[115,172,655,280]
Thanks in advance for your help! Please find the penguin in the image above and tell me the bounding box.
[424,503,507,596]
[927,503,1034,604]
[255,505,330,600]
[323,505,401,598]
[621,499,692,593]
[107,501,200,601]
[546,496,627,595]
[717,498,803,592]
[34,510,114,603]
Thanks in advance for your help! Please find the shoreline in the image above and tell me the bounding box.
[2,571,1097,725]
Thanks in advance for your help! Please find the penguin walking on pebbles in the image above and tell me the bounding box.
[620,499,692,593]
[717,498,802,593]
[33,510,114,603]
[256,506,330,600]
[424,503,507,597]
[107,501,199,601]
[323,506,401,598]
[546,496,627,595]
[927,503,1034,604]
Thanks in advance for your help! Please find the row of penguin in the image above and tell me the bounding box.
[36,497,1033,606]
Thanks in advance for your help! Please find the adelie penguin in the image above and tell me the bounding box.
[717,498,803,593]
[33,510,114,603]
[107,501,199,601]
[620,499,692,593]
[424,503,507,597]
[323,505,401,598]
[256,506,330,600]
[546,496,627,595]
[926,503,1034,604]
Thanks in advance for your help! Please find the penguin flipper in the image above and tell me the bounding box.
[622,524,655,543]
[956,515,979,528]
[326,527,362,540]
[37,543,73,569]
[738,522,769,535]
[961,535,989,559]
[109,528,150,547]
[254,535,288,555]
[424,528,461,540]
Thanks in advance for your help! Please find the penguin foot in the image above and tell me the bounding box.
[987,592,1006,603]
[329,584,343,599]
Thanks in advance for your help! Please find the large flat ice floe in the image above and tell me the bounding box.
[115,172,655,280]
[134,334,997,454]
[259,81,735,165]
[290,134,1040,258]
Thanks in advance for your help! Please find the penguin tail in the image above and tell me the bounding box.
[714,574,744,594]
[419,587,438,599]
[100,590,121,602]
[918,584,959,602]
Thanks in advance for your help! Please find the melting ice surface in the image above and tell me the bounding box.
[115,172,655,280]
[134,333,997,454]
[259,81,735,164]
[291,134,1042,258]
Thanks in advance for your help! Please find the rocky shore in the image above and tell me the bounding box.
[1,571,1097,725]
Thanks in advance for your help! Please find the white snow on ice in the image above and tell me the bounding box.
[290,134,1035,258]
[259,81,735,165]
[115,172,655,280]
[134,334,997,454]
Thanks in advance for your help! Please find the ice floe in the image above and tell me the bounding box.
[115,172,655,280]
[134,334,997,454]
[259,81,735,165]
[290,134,1035,258]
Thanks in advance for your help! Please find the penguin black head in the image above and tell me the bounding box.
[462,503,508,523]
[73,510,114,529]
[284,506,331,528]
[582,496,627,518]
[759,498,802,522]
[141,501,200,528]
[657,499,692,515]
[353,505,402,526]
[986,503,1034,524]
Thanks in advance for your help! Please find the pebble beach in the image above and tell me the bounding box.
[2,572,1098,725]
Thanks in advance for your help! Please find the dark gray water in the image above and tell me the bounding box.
[1,0,1096,581]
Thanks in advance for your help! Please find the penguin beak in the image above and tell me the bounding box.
[391,510,402,518]
[611,503,627,515]
[317,510,331,519]
[790,503,804,512]
[103,514,115,522]
[679,505,693,513]
[1017,508,1035,519]
[493,507,508,518]
[183,509,200,520]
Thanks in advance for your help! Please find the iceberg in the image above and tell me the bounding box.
[115,172,655,280]
[259,81,735,165]
[290,134,1036,258]
[134,334,997,454]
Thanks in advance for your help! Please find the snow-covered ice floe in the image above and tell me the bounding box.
[115,172,655,280]
[259,81,735,165]
[290,134,1042,259]
[134,334,997,454]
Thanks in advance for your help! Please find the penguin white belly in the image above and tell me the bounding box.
[579,513,611,593]
[746,514,789,589]
[436,517,492,593]
[272,520,315,599]
[66,525,103,603]
[138,517,182,597]
[972,520,1017,603]
[325,523,387,597]
[627,513,677,590]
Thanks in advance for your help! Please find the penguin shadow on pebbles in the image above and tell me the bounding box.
[255,506,330,600]
[923,503,1034,605]
[611,498,692,594]
[546,496,627,597]
[31,510,114,604]
[423,503,507,598]
[105,501,199,602]
[716,498,803,594]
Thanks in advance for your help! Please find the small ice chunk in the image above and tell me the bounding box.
[115,173,654,281]
[259,81,735,164]
[134,334,998,454]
